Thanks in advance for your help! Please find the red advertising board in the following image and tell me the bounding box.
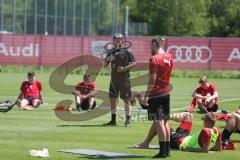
[0,34,239,71]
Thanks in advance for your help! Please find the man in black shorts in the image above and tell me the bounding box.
[103,33,136,127]
[134,112,192,149]
[72,73,97,112]
[142,37,173,158]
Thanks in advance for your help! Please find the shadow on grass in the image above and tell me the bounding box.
[57,124,122,128]
[78,155,113,159]
[78,155,146,159]
[196,111,206,114]
[233,139,240,143]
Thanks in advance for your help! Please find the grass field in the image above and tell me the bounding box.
[0,72,240,160]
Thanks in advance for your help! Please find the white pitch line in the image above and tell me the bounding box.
[1,96,239,111]
[171,107,188,111]
[219,98,240,103]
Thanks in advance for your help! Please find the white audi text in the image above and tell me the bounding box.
[0,43,39,57]
[228,48,240,61]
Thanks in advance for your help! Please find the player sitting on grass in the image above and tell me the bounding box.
[221,110,240,150]
[72,73,97,112]
[16,71,43,111]
[134,112,222,153]
[188,76,219,113]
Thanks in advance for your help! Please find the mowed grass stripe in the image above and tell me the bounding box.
[0,72,240,160]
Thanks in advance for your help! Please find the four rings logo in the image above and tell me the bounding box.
[167,46,212,63]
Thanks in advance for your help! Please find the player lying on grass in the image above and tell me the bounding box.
[72,73,97,112]
[134,112,222,153]
[16,71,43,111]
[188,76,219,113]
[221,110,240,149]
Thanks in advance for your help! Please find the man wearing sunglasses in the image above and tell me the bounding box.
[103,33,136,127]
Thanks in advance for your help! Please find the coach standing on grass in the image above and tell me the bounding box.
[103,33,136,127]
[142,37,173,158]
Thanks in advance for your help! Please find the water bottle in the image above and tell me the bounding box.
[29,147,49,158]
[29,149,39,157]
[40,147,49,157]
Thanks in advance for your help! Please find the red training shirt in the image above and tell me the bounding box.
[195,84,218,103]
[75,82,96,95]
[21,80,42,99]
[198,127,221,147]
[149,53,173,96]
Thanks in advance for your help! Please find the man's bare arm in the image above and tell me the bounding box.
[145,73,157,97]
[210,140,222,151]
[192,92,205,99]
[124,61,136,71]
[16,91,23,101]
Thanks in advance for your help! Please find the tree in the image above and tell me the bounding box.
[122,0,210,36]
[207,0,240,37]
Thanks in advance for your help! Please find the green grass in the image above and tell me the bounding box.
[1,64,240,79]
[0,72,240,160]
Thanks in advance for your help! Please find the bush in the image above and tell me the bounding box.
[1,64,240,79]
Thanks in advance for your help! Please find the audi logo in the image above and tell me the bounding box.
[166,46,212,63]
